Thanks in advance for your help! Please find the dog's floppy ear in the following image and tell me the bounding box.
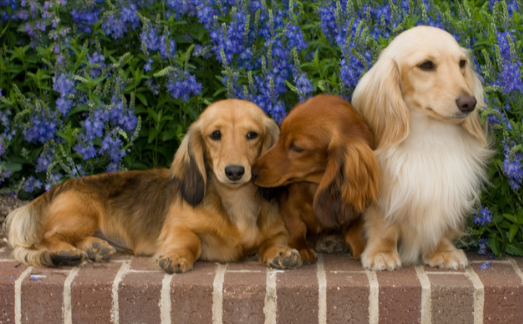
[262,116,280,154]
[256,116,281,201]
[462,51,488,145]
[352,58,410,150]
[313,139,381,228]
[170,120,207,206]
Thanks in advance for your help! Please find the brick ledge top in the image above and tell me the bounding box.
[0,247,522,324]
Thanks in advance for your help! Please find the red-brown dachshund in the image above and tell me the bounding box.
[253,95,380,263]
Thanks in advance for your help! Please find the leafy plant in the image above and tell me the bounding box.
[0,0,522,256]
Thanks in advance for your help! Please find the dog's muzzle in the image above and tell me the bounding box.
[456,96,477,113]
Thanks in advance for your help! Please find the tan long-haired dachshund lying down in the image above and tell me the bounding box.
[4,99,302,273]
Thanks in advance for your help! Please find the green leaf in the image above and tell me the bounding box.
[505,244,523,256]
[508,224,519,243]
[488,236,500,256]
[67,104,90,116]
[148,108,159,122]
[136,93,148,107]
[3,163,23,173]
[503,213,517,223]
[147,128,159,144]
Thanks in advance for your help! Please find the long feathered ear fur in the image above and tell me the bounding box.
[352,58,410,150]
[170,120,207,207]
[313,139,381,228]
[257,115,281,201]
[462,50,488,146]
[262,116,280,153]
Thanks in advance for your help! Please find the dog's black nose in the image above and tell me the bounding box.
[225,165,245,181]
[456,96,477,113]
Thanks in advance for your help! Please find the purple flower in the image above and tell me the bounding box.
[167,72,202,102]
[36,149,54,173]
[474,207,493,226]
[294,72,313,102]
[479,261,491,270]
[24,176,43,193]
[477,238,489,255]
[498,60,523,93]
[144,58,153,72]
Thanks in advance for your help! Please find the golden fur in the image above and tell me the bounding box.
[4,99,301,273]
[252,95,380,264]
[351,26,492,270]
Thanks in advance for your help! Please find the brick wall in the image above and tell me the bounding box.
[1,247,522,324]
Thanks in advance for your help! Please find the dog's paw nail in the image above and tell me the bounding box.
[99,247,111,255]
[86,249,95,260]
[282,256,291,267]
[165,264,174,274]
[292,258,300,267]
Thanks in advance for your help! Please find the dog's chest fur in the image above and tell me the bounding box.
[219,184,261,245]
[379,113,490,255]
[198,181,262,261]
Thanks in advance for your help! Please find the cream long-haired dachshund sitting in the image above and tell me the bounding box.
[4,99,302,273]
[352,26,492,270]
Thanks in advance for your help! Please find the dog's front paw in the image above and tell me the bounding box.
[361,250,402,271]
[265,248,302,270]
[156,255,193,274]
[423,248,468,269]
[297,247,317,265]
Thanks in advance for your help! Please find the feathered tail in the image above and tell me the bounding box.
[4,202,54,267]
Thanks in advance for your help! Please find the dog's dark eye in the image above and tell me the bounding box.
[290,144,304,153]
[418,60,435,71]
[209,130,221,140]
[246,131,258,140]
[459,59,466,68]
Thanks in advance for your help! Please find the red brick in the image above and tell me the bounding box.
[322,253,364,272]
[21,267,71,324]
[129,256,161,271]
[109,252,132,262]
[466,251,507,262]
[0,248,13,261]
[473,262,523,323]
[512,257,523,279]
[223,261,266,324]
[326,272,369,323]
[322,253,369,323]
[71,262,121,324]
[428,274,474,324]
[277,264,319,324]
[0,262,28,324]
[377,265,421,324]
[423,265,466,273]
[119,271,164,324]
[171,261,217,324]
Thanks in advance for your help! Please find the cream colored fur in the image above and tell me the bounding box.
[352,26,492,270]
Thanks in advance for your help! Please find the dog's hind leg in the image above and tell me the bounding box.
[40,191,101,266]
[41,234,85,266]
